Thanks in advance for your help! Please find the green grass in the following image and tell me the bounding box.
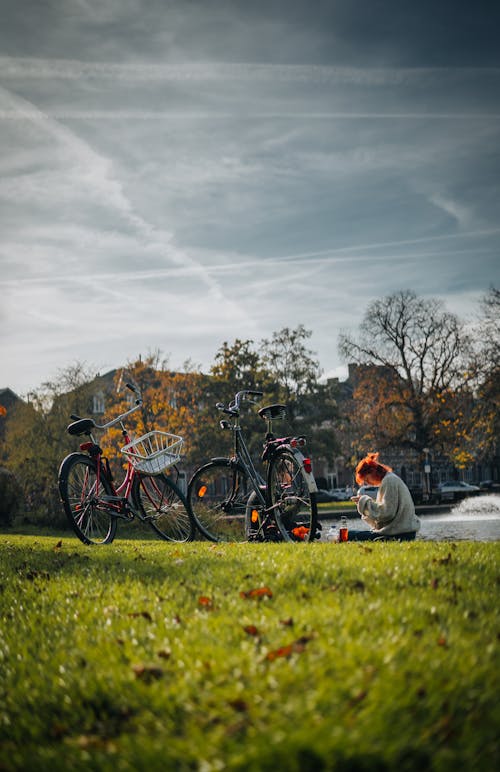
[0,534,498,771]
[317,500,357,513]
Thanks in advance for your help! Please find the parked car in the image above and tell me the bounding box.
[316,489,340,503]
[479,480,500,491]
[330,487,351,501]
[357,485,378,500]
[434,481,480,502]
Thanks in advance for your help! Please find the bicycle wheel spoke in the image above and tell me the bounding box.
[268,450,318,542]
[59,455,117,545]
[134,474,195,542]
[188,462,252,542]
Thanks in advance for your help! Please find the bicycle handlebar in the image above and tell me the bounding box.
[68,383,143,431]
[216,389,263,416]
[92,400,142,430]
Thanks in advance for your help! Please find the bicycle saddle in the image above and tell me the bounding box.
[258,404,287,421]
[67,418,96,436]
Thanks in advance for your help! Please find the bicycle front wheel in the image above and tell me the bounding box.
[187,460,253,542]
[58,454,117,545]
[133,473,196,542]
[267,449,318,542]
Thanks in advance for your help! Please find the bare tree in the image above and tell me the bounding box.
[338,290,473,454]
[476,286,500,375]
[467,286,500,469]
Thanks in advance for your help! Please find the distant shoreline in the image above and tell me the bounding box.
[323,502,453,519]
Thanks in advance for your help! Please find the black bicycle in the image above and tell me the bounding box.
[58,382,196,545]
[187,389,319,542]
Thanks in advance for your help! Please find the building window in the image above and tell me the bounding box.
[92,392,105,414]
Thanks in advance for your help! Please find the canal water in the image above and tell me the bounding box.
[324,495,500,542]
[418,494,500,542]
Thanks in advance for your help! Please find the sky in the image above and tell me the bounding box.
[1,0,499,397]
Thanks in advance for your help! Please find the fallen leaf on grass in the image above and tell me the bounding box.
[280,617,294,627]
[127,611,153,622]
[198,596,214,609]
[348,689,368,708]
[243,625,260,636]
[433,553,452,565]
[266,635,314,661]
[240,587,273,600]
[54,540,63,550]
[228,698,248,712]
[132,664,164,682]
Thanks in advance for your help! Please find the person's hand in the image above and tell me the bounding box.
[351,495,360,502]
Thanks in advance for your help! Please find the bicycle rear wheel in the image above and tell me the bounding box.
[267,449,318,542]
[187,460,253,542]
[58,453,117,545]
[133,473,196,542]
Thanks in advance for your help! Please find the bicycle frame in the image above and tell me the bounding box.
[220,412,267,507]
[83,430,141,519]
[66,386,162,521]
[216,390,314,536]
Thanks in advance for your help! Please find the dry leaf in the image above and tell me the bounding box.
[132,664,164,682]
[240,587,273,600]
[266,635,313,661]
[243,625,260,636]
[127,611,153,622]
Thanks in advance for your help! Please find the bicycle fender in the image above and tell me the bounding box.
[209,456,232,464]
[58,451,87,480]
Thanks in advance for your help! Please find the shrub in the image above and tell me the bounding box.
[0,467,21,526]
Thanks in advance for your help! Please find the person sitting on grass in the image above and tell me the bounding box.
[349,452,421,541]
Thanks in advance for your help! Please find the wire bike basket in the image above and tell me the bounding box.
[121,431,184,475]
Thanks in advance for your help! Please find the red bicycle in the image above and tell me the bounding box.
[58,382,196,545]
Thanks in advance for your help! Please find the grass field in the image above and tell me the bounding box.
[0,533,498,771]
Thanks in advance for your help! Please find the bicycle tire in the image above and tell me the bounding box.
[133,473,196,542]
[267,448,318,542]
[58,453,117,545]
[187,460,254,542]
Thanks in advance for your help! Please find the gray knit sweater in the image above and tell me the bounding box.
[356,472,421,535]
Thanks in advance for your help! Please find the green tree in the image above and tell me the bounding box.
[206,339,275,462]
[3,363,98,525]
[261,325,321,421]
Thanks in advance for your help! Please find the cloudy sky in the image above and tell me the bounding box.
[1,0,499,397]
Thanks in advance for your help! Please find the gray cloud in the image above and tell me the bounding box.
[1,1,499,394]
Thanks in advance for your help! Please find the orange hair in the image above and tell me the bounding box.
[355,452,392,485]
